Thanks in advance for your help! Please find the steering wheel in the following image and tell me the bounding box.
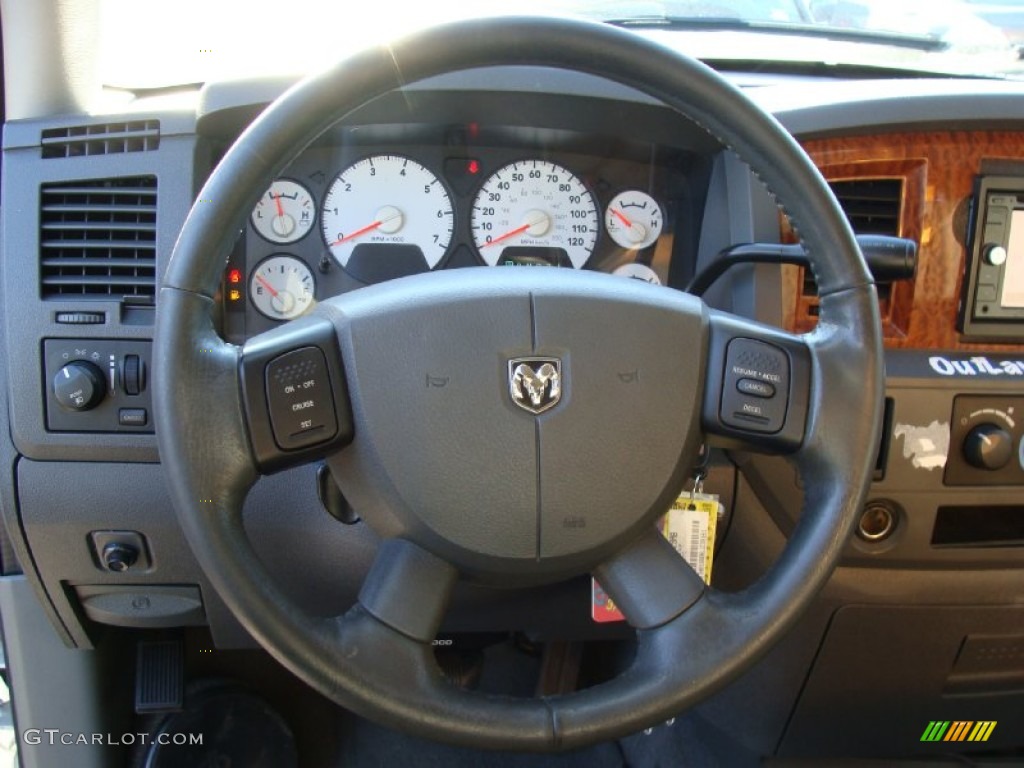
[155,16,882,751]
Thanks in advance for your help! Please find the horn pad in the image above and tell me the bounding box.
[326,268,708,583]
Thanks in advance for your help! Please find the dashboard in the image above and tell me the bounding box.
[3,58,1024,761]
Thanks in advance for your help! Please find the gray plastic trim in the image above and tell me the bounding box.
[0,576,110,768]
[0,0,99,120]
[1,123,200,463]
[757,79,1024,137]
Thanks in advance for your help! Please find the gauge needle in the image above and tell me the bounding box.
[482,209,551,248]
[332,220,382,245]
[269,193,298,239]
[612,206,647,244]
[481,223,531,248]
[331,207,404,246]
[611,208,633,227]
[254,274,280,299]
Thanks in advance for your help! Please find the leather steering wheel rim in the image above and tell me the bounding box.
[155,16,883,752]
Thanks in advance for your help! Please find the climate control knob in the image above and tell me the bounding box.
[962,422,1014,471]
[53,361,106,411]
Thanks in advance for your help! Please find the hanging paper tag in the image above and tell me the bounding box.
[663,493,718,583]
[591,492,720,623]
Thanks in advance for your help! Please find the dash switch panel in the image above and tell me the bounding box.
[944,395,1024,486]
[44,339,153,433]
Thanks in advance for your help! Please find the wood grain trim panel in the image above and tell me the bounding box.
[792,131,1024,351]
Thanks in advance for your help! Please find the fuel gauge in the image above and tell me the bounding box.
[250,255,315,321]
[605,190,663,250]
[252,179,316,244]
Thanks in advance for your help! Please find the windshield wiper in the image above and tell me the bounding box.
[605,17,948,53]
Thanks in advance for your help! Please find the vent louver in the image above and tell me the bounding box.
[802,177,903,297]
[829,178,903,236]
[40,177,157,301]
[41,120,160,159]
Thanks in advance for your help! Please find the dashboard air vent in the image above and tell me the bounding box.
[829,178,903,236]
[40,177,157,301]
[802,177,903,297]
[41,120,160,159]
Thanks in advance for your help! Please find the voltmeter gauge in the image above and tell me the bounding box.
[605,190,663,250]
[250,255,315,321]
[251,179,316,244]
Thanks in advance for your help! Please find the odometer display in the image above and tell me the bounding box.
[471,160,599,268]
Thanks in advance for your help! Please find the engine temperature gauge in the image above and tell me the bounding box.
[251,179,316,244]
[250,255,315,321]
[605,190,663,250]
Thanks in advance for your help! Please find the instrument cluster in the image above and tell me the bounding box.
[222,127,704,340]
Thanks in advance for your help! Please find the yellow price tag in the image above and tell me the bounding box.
[663,493,719,584]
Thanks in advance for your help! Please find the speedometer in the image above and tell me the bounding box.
[321,155,454,281]
[471,160,599,268]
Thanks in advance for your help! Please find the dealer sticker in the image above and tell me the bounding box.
[592,492,720,623]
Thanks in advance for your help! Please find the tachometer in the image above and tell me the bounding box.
[321,155,454,279]
[471,160,598,268]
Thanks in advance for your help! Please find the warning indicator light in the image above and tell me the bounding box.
[228,268,242,284]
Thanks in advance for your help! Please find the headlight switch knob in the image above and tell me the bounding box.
[53,361,107,411]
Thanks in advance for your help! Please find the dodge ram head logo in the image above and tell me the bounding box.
[508,358,562,414]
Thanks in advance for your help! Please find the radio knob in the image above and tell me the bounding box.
[53,361,107,412]
[984,244,1008,267]
[962,422,1013,471]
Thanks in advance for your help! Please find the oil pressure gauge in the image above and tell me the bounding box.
[250,255,315,321]
[251,179,316,244]
[605,190,663,250]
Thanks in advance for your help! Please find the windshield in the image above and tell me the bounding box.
[100,0,1023,90]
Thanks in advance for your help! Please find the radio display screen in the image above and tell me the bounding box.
[1004,210,1024,308]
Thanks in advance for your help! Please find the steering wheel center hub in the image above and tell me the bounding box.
[327,269,708,579]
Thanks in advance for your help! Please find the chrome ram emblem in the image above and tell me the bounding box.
[508,358,562,414]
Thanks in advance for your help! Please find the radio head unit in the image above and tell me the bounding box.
[960,175,1024,341]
